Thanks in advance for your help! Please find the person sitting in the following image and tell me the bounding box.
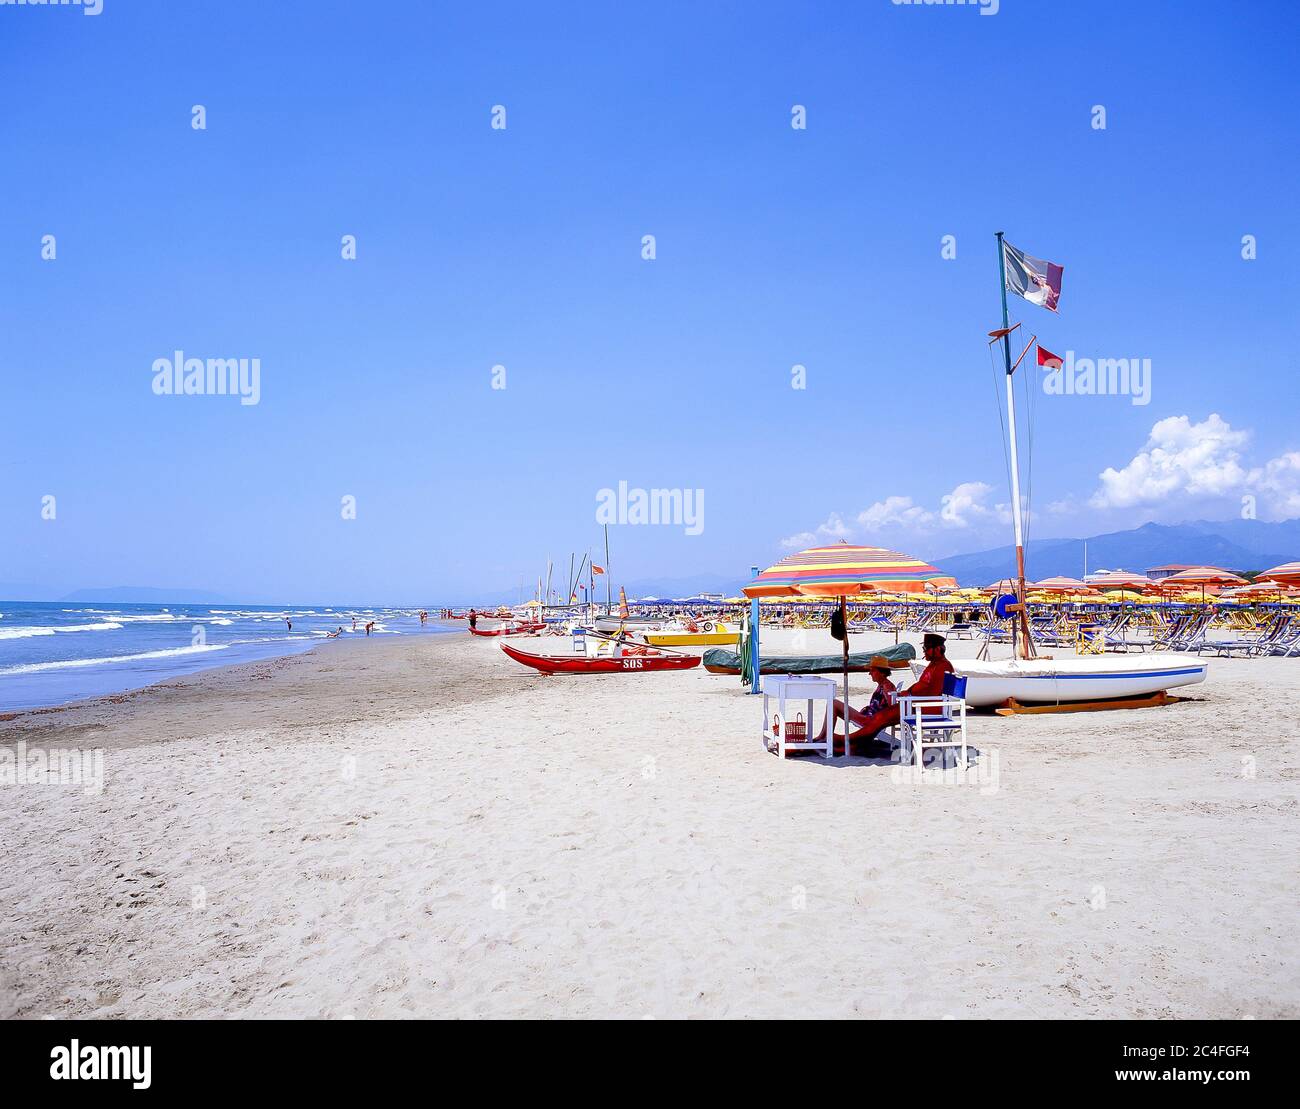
[905,632,956,709]
[821,633,956,754]
[811,656,897,756]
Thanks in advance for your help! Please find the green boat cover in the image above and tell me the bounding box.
[703,641,917,675]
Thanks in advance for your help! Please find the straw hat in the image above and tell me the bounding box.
[868,655,893,673]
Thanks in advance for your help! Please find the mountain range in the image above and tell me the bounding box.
[931,519,1300,587]
[6,519,1297,604]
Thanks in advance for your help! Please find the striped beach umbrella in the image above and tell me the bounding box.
[1220,581,1299,602]
[1161,565,1248,603]
[1259,561,1300,586]
[743,542,956,598]
[744,542,956,730]
[1032,575,1098,598]
[1085,569,1156,591]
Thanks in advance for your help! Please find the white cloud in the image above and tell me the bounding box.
[855,496,934,530]
[1090,413,1300,519]
[1091,414,1250,508]
[779,483,1009,551]
[778,512,851,550]
[940,481,1002,527]
[1251,451,1300,518]
[778,415,1300,558]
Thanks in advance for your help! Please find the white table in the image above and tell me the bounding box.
[762,675,837,758]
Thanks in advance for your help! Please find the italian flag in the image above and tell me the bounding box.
[1004,239,1064,313]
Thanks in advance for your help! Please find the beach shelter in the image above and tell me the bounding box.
[743,542,956,735]
[1161,566,1248,603]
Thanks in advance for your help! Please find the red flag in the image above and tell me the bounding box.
[1037,345,1063,369]
[591,564,605,575]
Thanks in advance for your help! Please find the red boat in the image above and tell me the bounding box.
[469,622,545,637]
[500,640,701,675]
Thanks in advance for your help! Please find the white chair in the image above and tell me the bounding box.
[898,673,969,776]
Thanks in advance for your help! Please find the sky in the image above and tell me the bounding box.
[2,0,1298,602]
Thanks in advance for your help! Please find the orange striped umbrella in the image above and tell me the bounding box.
[743,541,956,598]
[1032,575,1098,597]
[1161,566,1248,603]
[1259,561,1300,586]
[744,541,955,723]
[1085,569,1156,591]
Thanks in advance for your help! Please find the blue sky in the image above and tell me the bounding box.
[3,0,1298,602]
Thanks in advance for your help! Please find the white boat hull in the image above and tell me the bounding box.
[911,655,1208,708]
[594,615,661,634]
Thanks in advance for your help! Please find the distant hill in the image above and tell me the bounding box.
[933,519,1300,586]
[59,586,234,604]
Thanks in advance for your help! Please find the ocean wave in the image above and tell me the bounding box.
[0,627,54,640]
[0,622,123,640]
[0,643,228,676]
[107,613,187,623]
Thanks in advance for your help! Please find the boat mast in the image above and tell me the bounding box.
[996,231,1035,660]
[603,524,612,615]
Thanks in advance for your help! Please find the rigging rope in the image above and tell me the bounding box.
[1022,317,1035,556]
[988,339,1013,530]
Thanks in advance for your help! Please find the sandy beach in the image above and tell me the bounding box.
[1,627,1296,1020]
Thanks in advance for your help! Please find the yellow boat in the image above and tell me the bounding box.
[641,622,739,647]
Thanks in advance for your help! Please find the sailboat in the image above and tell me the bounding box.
[915,233,1208,710]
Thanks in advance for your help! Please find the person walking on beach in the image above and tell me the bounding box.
[468,609,478,630]
[365,621,374,637]
[352,617,357,631]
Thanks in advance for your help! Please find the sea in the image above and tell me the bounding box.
[0,601,458,713]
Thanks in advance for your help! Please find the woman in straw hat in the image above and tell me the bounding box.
[812,655,898,757]
[815,633,955,756]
